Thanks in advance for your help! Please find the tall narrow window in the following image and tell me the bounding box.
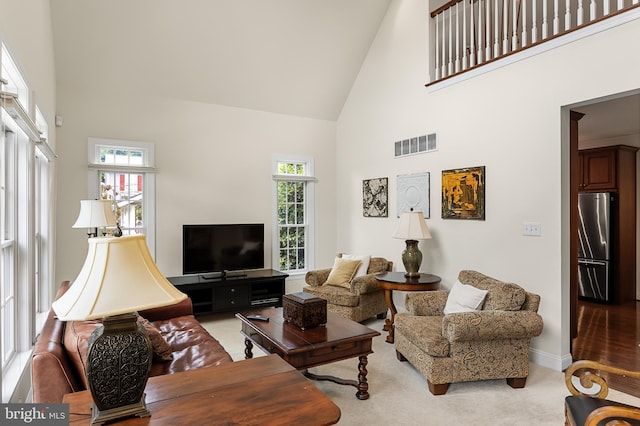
[0,126,16,370]
[272,156,315,274]
[88,138,156,253]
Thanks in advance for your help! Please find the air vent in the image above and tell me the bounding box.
[394,133,438,158]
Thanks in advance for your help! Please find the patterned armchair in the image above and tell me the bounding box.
[303,255,392,322]
[394,270,543,395]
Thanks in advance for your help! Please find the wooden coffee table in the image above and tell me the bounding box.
[236,307,380,400]
[63,354,340,425]
[375,271,441,343]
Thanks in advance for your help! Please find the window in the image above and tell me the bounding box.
[272,156,315,274]
[87,138,156,253]
[1,42,55,403]
[0,125,16,371]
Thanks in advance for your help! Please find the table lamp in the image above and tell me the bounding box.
[52,235,187,425]
[393,210,431,278]
[72,199,117,238]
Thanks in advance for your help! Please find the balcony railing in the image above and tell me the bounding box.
[430,0,639,84]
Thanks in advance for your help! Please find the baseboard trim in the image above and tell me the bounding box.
[530,348,573,371]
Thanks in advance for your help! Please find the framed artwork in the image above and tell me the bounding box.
[397,172,430,218]
[441,166,485,220]
[363,177,388,217]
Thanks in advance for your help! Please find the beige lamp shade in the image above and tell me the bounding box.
[52,235,187,320]
[393,210,432,240]
[72,199,117,228]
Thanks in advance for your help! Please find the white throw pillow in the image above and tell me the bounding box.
[341,254,371,278]
[443,280,488,315]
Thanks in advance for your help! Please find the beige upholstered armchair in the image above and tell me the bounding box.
[303,255,392,323]
[394,270,543,395]
[565,360,640,425]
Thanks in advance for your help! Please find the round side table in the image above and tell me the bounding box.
[375,271,441,343]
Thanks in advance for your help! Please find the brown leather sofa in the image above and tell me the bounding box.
[32,281,233,403]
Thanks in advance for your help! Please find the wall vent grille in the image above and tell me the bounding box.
[394,133,438,158]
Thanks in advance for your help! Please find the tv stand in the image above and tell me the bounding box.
[167,269,288,315]
[223,270,247,278]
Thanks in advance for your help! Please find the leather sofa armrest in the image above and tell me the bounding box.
[139,297,193,322]
[305,268,331,287]
[442,310,543,342]
[405,291,449,316]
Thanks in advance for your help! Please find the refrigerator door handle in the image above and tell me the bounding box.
[578,259,607,266]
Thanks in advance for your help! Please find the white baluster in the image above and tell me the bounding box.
[522,0,528,47]
[590,0,596,21]
[565,0,572,30]
[470,0,476,66]
[448,8,453,75]
[485,0,491,60]
[494,0,500,57]
[511,0,518,50]
[478,0,484,63]
[463,0,468,69]
[542,0,549,38]
[441,12,447,77]
[577,0,584,25]
[604,0,610,15]
[634,0,639,6]
[503,0,509,52]
[435,14,440,80]
[455,2,461,73]
[553,0,560,35]
[532,0,538,43]
[617,0,624,10]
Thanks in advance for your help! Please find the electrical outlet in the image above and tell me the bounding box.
[523,222,542,236]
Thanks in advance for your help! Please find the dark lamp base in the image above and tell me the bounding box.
[91,397,150,426]
[86,312,152,426]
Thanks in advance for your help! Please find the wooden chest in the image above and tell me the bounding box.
[283,292,327,329]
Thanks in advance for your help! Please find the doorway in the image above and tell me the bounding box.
[568,91,640,363]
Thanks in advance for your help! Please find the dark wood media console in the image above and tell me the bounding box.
[167,269,288,315]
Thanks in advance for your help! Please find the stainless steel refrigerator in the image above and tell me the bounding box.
[578,192,615,302]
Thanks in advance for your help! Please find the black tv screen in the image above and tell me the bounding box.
[183,224,264,275]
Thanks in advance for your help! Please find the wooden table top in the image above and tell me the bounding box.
[237,307,380,354]
[375,271,441,291]
[63,354,341,425]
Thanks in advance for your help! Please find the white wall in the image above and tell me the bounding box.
[54,87,337,293]
[0,0,56,130]
[336,0,640,370]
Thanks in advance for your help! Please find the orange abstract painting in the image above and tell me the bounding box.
[441,166,485,220]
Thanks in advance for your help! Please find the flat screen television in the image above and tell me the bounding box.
[183,224,264,275]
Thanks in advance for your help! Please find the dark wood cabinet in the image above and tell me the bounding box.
[579,148,617,190]
[168,269,288,315]
[578,145,638,303]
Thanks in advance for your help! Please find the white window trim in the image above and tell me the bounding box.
[271,154,315,275]
[87,138,157,256]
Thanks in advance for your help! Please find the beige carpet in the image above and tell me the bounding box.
[200,313,640,425]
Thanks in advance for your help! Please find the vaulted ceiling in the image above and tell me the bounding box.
[50,0,391,121]
[50,0,638,140]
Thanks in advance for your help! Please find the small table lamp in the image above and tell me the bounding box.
[52,235,187,425]
[393,210,432,278]
[72,199,117,238]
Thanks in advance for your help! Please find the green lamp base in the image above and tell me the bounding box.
[402,239,423,278]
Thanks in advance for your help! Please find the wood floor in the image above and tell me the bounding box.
[572,298,640,398]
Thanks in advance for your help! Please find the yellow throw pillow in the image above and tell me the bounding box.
[323,257,362,288]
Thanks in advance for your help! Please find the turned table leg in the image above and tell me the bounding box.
[383,289,397,343]
[244,338,254,359]
[356,355,370,400]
